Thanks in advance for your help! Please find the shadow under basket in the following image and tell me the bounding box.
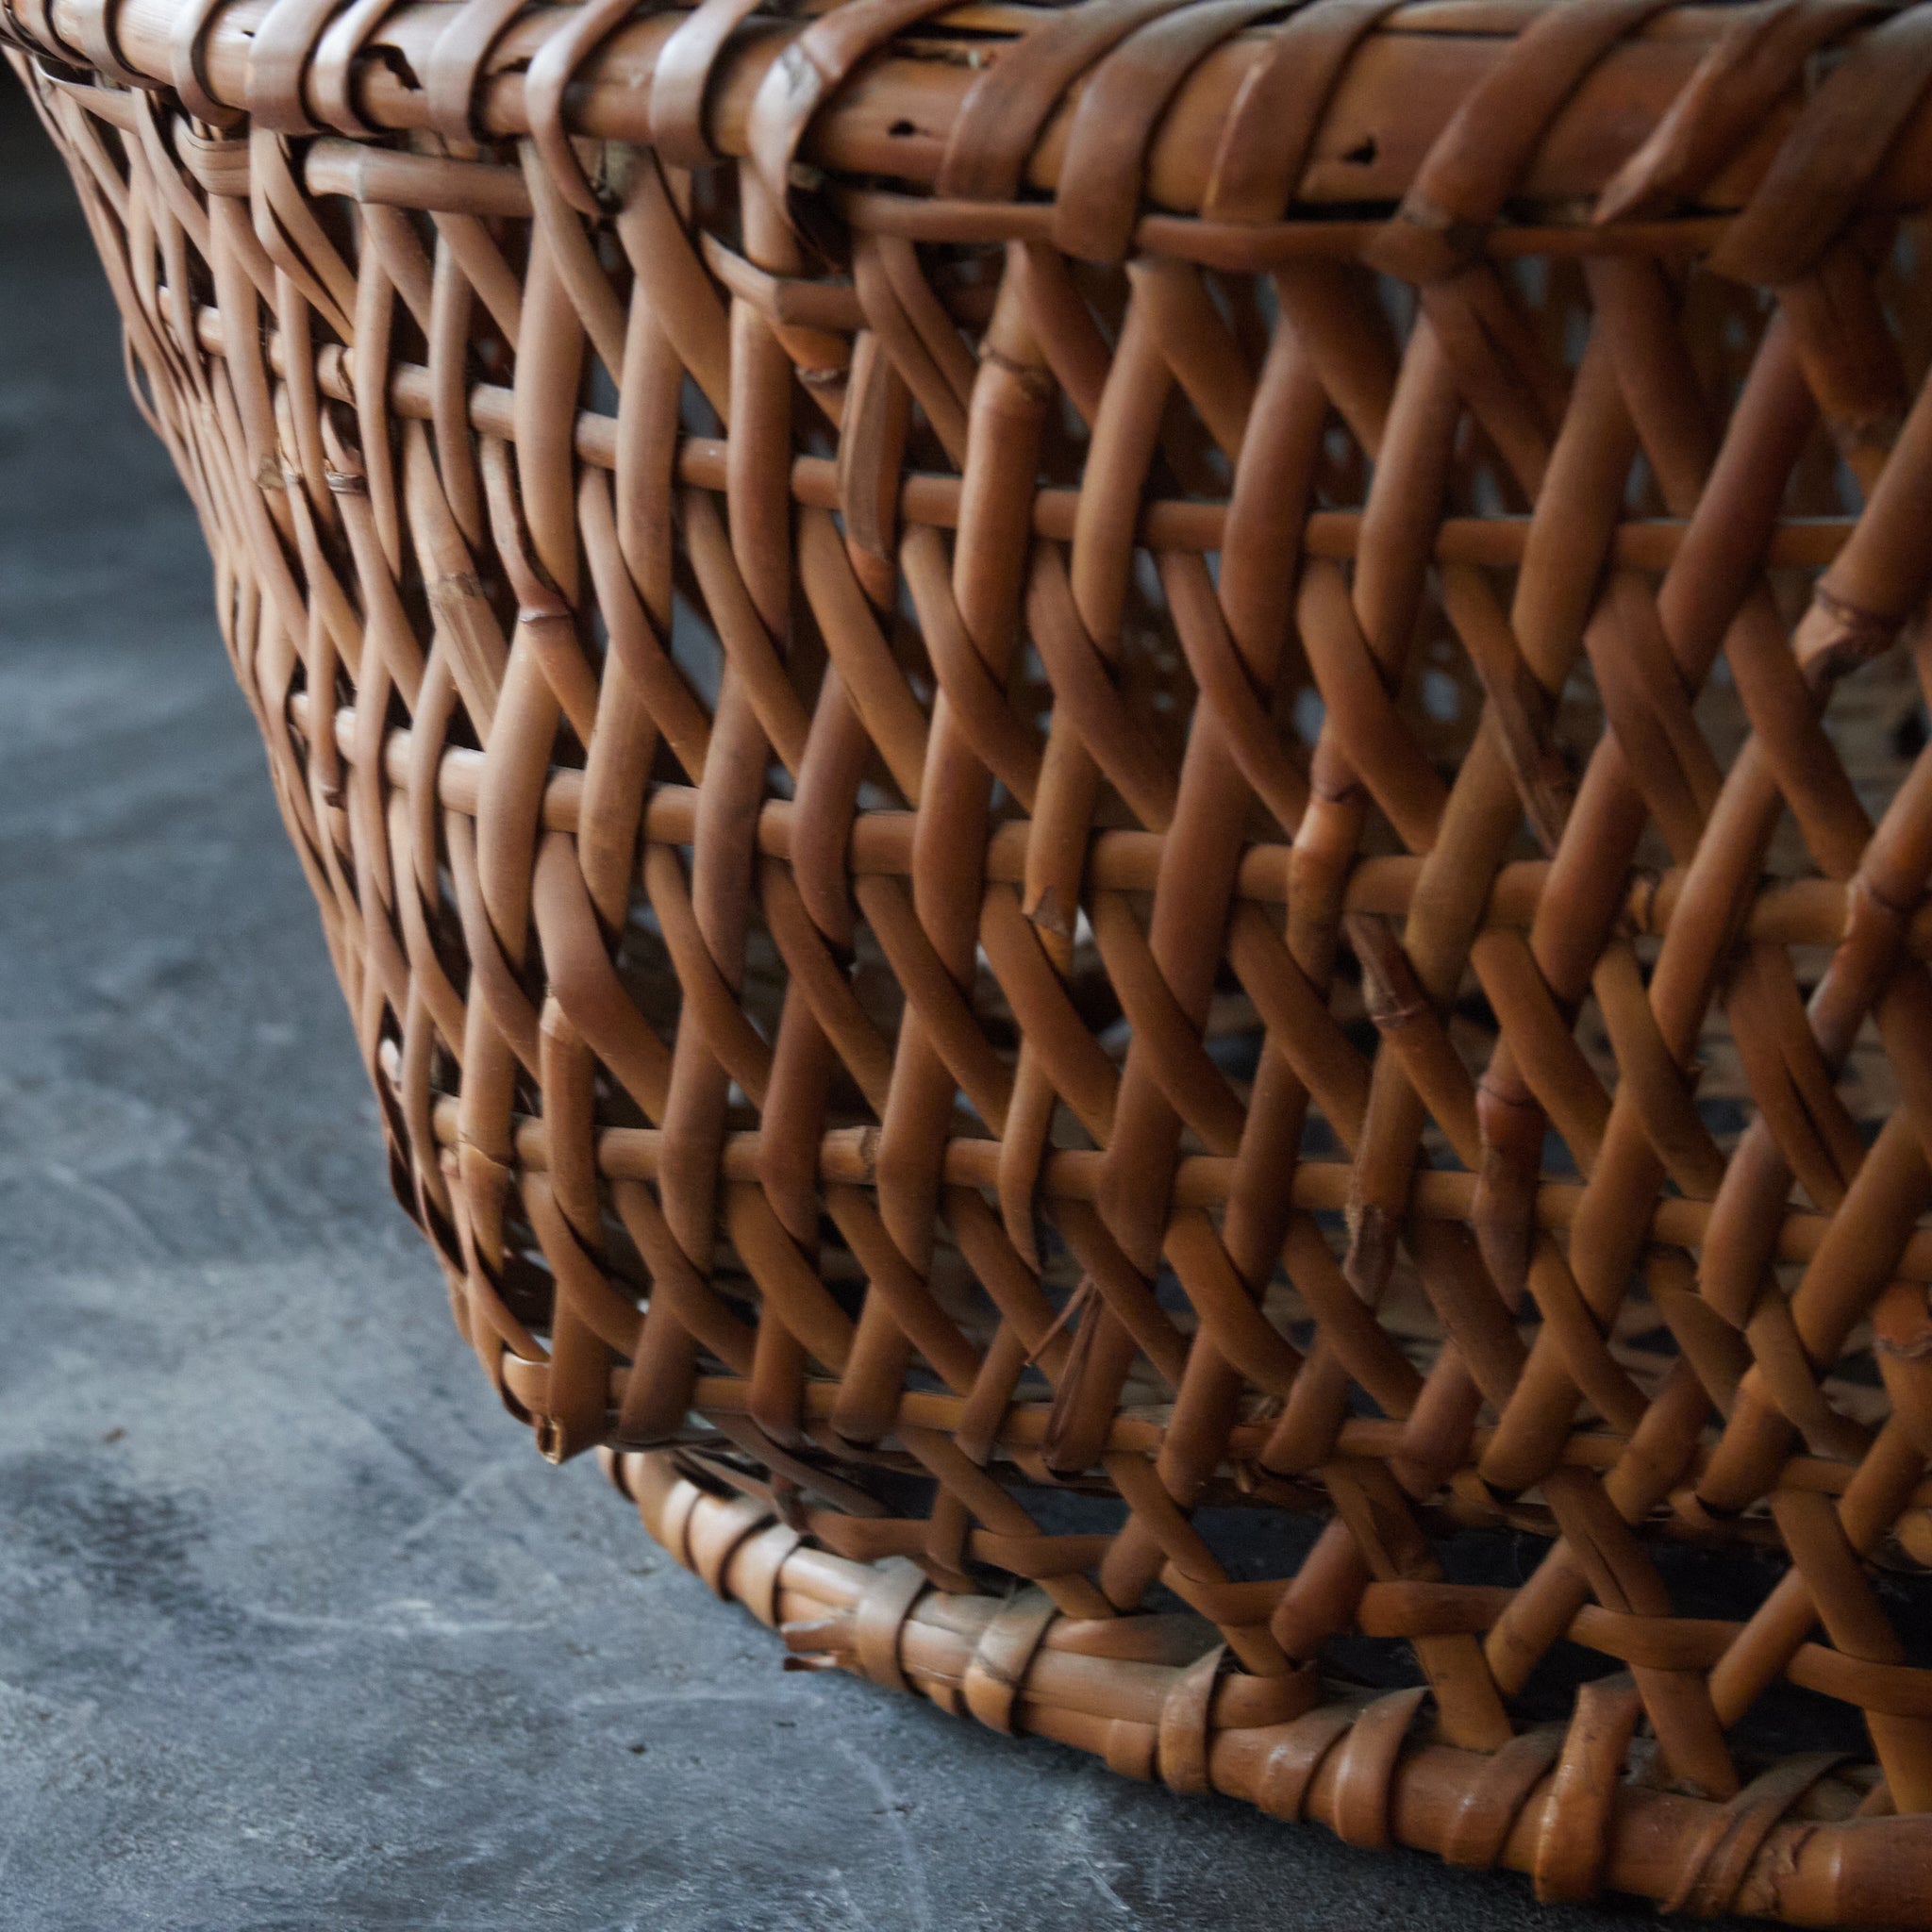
[20,0,1932,1917]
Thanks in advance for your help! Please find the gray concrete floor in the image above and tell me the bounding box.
[0,71,1748,1931]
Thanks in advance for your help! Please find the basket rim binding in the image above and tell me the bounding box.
[612,1446,1932,1924]
[9,0,1932,266]
[18,0,1932,1921]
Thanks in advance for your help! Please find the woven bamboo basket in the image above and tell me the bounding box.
[21,0,1932,1915]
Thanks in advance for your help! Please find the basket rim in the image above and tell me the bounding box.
[12,0,1932,248]
[616,1443,1932,1927]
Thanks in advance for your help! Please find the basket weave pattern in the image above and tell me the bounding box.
[17,0,1932,1917]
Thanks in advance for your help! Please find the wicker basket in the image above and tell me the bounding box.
[19,0,1932,1916]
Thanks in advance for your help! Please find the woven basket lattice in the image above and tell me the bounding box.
[20,0,1932,1916]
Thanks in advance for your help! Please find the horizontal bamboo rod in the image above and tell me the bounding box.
[569,1366,1932,1511]
[424,1095,1932,1288]
[199,304,1857,571]
[288,690,1907,956]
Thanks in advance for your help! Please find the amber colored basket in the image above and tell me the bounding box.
[24,0,1932,1915]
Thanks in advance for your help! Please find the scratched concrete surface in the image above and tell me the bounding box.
[0,70,1757,1932]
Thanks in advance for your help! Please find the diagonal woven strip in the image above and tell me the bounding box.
[17,0,1932,1917]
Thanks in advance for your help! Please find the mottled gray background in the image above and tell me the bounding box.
[0,67,1744,1930]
